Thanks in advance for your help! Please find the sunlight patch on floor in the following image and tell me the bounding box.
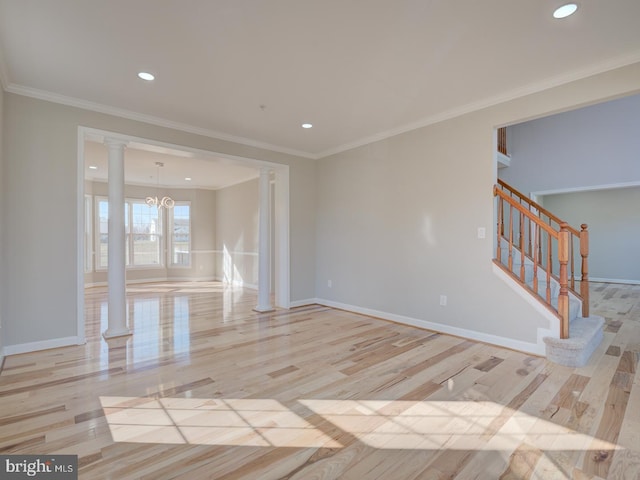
[100,396,621,453]
[100,396,341,447]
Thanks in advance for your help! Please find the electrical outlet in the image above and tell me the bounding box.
[477,227,486,239]
[328,280,332,288]
[439,295,447,306]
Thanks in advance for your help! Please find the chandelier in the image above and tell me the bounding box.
[145,162,175,209]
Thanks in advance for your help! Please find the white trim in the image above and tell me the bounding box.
[8,51,640,160]
[213,250,258,257]
[84,275,219,288]
[167,200,192,268]
[3,336,85,356]
[88,175,261,192]
[78,127,291,337]
[532,180,640,201]
[316,51,640,158]
[496,152,511,169]
[315,297,545,356]
[9,85,315,159]
[82,127,287,171]
[289,298,320,308]
[76,132,86,344]
[274,167,290,308]
[590,277,640,285]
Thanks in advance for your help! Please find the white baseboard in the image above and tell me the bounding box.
[3,336,85,356]
[289,298,320,308]
[590,277,640,285]
[315,297,545,356]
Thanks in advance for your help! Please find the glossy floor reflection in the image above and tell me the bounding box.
[0,282,638,479]
[85,282,255,367]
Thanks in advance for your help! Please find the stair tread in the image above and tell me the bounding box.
[544,316,605,367]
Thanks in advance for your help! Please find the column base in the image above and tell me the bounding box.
[253,305,275,313]
[103,327,132,339]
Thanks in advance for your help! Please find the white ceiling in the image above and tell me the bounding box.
[1,0,640,159]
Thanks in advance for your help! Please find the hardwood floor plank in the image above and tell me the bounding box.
[0,281,638,479]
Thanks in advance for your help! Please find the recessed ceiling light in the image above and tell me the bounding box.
[138,72,155,81]
[301,123,313,129]
[185,177,192,181]
[553,3,578,19]
[89,165,98,170]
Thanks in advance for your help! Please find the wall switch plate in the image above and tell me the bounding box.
[439,295,447,306]
[477,227,486,239]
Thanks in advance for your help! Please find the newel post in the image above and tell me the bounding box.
[580,224,590,318]
[558,223,570,339]
[495,186,503,261]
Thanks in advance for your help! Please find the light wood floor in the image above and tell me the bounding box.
[0,282,639,479]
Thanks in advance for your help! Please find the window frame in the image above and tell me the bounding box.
[94,196,165,270]
[167,201,192,268]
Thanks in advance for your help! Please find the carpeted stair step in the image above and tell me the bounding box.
[543,315,605,367]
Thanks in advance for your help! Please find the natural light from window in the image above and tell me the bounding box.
[100,396,620,453]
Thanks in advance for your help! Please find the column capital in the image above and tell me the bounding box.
[103,137,129,150]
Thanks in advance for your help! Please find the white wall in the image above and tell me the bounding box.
[1,94,315,349]
[542,187,640,283]
[215,178,259,287]
[315,62,640,353]
[500,93,640,194]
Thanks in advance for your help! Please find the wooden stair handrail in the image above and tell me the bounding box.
[494,187,558,238]
[497,179,579,236]
[494,181,590,340]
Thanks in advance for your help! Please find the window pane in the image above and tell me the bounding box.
[133,234,161,265]
[129,202,162,266]
[97,200,109,268]
[171,204,190,266]
[85,196,92,272]
[97,199,134,268]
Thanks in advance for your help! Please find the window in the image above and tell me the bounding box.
[96,198,113,269]
[95,197,162,269]
[130,201,162,266]
[169,203,191,267]
[84,195,93,273]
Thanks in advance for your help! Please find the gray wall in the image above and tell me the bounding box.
[84,181,217,285]
[542,187,640,282]
[499,92,640,285]
[500,93,640,194]
[0,87,4,359]
[1,93,316,348]
[2,62,639,353]
[315,63,640,348]
[215,178,259,287]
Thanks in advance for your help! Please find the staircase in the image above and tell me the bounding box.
[494,180,604,367]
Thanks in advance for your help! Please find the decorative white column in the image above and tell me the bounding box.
[255,167,274,312]
[103,138,131,338]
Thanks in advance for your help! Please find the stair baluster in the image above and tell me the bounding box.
[493,180,590,340]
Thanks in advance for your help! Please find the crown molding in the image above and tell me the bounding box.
[4,83,317,160]
[4,50,640,160]
[317,51,640,159]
